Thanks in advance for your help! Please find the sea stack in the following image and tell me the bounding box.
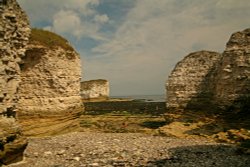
[166,28,250,115]
[81,79,109,101]
[17,29,83,136]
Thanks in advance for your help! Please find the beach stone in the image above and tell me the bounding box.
[8,132,249,167]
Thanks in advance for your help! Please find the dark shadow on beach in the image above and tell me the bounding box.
[146,144,250,167]
[140,121,167,129]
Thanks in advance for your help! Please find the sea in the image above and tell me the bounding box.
[111,94,165,102]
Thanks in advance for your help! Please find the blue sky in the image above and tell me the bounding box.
[17,0,250,96]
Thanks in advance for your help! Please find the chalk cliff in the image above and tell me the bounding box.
[81,79,109,101]
[214,28,250,113]
[0,0,30,164]
[163,29,250,142]
[166,51,221,110]
[166,28,250,114]
[17,29,82,136]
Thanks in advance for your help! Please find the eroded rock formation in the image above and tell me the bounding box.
[17,29,82,136]
[166,28,250,114]
[163,29,250,142]
[166,51,221,110]
[214,28,250,112]
[81,79,109,101]
[0,0,30,164]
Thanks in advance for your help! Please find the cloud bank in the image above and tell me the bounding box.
[18,0,250,96]
[89,0,250,95]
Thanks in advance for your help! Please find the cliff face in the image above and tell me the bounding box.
[166,51,221,110]
[0,0,30,164]
[166,28,250,115]
[17,29,82,136]
[214,29,250,112]
[81,79,109,101]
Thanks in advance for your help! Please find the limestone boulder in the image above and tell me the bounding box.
[0,0,30,164]
[17,29,82,136]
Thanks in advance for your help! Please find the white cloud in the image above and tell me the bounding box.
[94,14,109,24]
[62,0,100,16]
[18,0,108,40]
[53,10,82,36]
[18,0,100,22]
[86,0,250,95]
[17,0,250,95]
[49,0,109,40]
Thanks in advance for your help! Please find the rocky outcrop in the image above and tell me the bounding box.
[81,79,109,101]
[166,51,221,111]
[166,28,250,114]
[163,29,250,142]
[0,0,30,165]
[17,29,82,136]
[213,28,250,112]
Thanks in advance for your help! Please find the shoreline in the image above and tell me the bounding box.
[82,94,165,103]
[7,132,250,167]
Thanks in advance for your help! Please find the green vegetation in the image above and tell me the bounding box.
[30,28,74,51]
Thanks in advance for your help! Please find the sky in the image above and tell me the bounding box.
[17,0,250,96]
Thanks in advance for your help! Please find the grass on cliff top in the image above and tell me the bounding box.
[30,28,74,51]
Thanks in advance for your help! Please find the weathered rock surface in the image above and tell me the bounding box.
[214,28,250,112]
[81,79,109,101]
[0,0,30,164]
[166,28,250,114]
[17,29,82,137]
[164,29,250,142]
[166,51,221,110]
